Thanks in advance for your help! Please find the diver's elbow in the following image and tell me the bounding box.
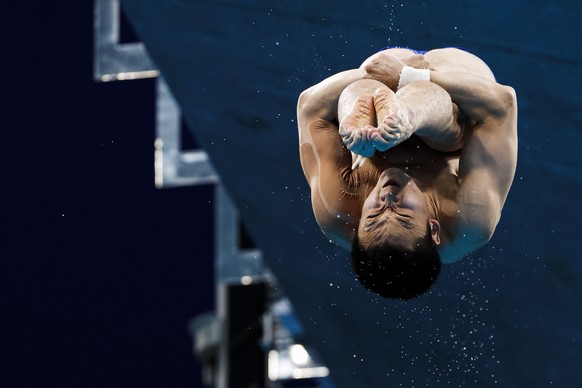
[298,87,314,109]
[497,85,517,115]
[298,87,325,121]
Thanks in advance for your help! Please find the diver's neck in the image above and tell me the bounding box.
[425,191,440,222]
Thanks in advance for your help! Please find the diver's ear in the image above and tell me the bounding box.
[429,219,441,245]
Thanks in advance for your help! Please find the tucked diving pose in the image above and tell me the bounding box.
[297,48,518,300]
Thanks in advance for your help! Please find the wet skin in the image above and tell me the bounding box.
[358,167,433,251]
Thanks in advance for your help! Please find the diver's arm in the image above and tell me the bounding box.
[298,69,365,132]
[431,71,518,257]
[297,71,365,249]
[429,71,515,124]
[297,68,365,180]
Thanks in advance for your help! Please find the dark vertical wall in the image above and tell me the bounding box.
[3,2,214,387]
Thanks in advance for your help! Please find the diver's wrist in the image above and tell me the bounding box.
[397,66,430,89]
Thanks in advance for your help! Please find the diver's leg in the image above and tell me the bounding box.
[393,80,465,151]
[424,48,496,81]
[368,79,464,152]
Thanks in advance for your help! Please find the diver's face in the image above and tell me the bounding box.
[358,168,430,250]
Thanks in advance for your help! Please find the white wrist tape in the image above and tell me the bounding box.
[397,66,430,89]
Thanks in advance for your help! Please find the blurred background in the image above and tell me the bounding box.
[3,1,582,387]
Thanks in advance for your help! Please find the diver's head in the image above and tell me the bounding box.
[351,168,441,300]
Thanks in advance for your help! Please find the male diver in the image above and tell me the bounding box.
[297,48,517,300]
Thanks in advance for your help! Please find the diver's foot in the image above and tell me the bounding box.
[370,95,413,152]
[339,94,376,134]
[372,85,398,125]
[339,94,377,157]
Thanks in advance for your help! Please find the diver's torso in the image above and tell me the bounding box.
[331,136,462,245]
[356,135,460,201]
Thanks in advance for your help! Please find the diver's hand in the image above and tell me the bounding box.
[361,53,432,90]
[360,53,406,90]
[401,54,431,70]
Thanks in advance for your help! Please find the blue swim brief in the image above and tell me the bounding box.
[378,46,468,54]
[379,46,427,54]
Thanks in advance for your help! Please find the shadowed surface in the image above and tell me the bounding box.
[118,1,582,386]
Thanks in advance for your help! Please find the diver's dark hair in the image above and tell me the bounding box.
[351,223,441,300]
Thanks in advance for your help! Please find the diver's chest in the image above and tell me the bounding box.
[371,146,459,176]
